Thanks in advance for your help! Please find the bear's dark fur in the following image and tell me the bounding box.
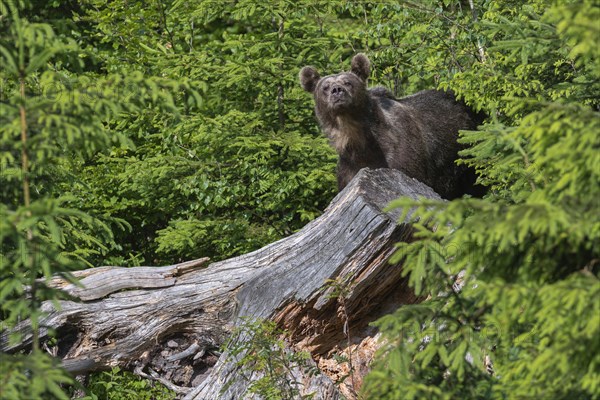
[300,53,485,199]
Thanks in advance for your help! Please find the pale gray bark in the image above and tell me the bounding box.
[1,168,441,399]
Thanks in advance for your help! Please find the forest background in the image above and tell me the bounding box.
[1,0,598,399]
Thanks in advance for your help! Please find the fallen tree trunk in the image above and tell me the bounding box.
[1,168,441,399]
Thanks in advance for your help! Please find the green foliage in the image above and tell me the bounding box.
[2,0,598,398]
[224,318,317,399]
[77,367,176,400]
[0,352,73,400]
[61,0,348,264]
[0,0,194,397]
[343,0,487,96]
[1,1,84,396]
[363,1,600,399]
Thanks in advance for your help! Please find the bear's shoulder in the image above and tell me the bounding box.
[369,86,395,99]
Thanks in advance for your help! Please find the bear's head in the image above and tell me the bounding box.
[300,53,370,114]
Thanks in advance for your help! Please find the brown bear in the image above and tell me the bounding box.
[299,53,485,199]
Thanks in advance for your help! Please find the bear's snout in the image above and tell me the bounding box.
[329,85,350,105]
[331,85,346,96]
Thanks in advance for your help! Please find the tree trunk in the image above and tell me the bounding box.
[1,168,441,399]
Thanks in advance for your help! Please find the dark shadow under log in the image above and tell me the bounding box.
[1,168,441,399]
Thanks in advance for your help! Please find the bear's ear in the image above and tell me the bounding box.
[350,53,370,81]
[299,66,320,93]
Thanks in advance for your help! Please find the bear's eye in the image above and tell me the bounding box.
[322,84,330,92]
[343,81,352,86]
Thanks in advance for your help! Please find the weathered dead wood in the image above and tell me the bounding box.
[0,168,441,399]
